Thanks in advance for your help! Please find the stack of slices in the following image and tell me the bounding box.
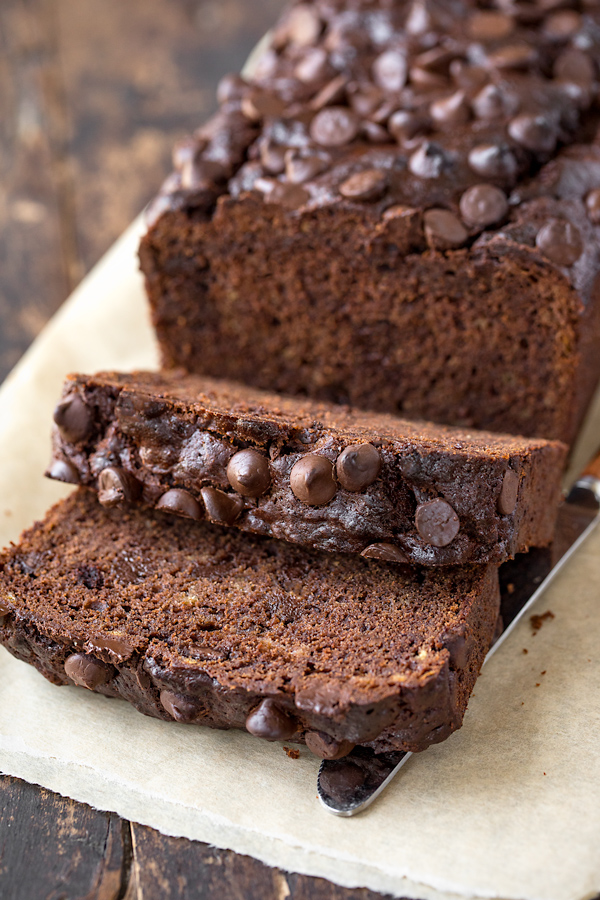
[2,0,600,762]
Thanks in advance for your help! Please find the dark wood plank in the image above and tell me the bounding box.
[0,775,126,900]
[127,824,392,900]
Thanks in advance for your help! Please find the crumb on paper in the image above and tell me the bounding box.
[541,670,546,675]
[522,648,528,654]
[283,746,299,759]
[530,610,555,632]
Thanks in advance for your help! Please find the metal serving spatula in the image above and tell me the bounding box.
[317,452,600,816]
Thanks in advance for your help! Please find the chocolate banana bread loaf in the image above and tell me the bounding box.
[139,0,600,445]
[48,370,566,565]
[0,489,500,756]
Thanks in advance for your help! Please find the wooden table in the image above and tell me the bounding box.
[0,2,390,896]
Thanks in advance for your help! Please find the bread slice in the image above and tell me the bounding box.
[48,370,566,566]
[0,489,500,756]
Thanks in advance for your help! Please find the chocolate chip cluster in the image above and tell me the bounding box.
[152,0,600,265]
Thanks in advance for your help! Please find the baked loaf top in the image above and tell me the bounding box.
[48,370,566,565]
[148,0,600,285]
[0,489,500,756]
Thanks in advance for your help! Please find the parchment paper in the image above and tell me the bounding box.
[1,216,600,900]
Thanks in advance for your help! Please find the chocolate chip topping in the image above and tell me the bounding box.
[508,114,557,154]
[98,467,141,508]
[86,635,134,660]
[536,219,584,266]
[409,142,449,179]
[160,689,199,723]
[468,11,515,41]
[430,91,470,126]
[387,110,428,143]
[53,393,92,443]
[415,499,460,548]
[372,49,407,92]
[336,443,381,492]
[360,543,408,564]
[423,208,468,249]
[544,10,582,40]
[290,455,336,506]
[285,150,328,184]
[498,469,520,516]
[554,48,595,86]
[245,698,296,741]
[468,144,518,181]
[586,189,600,225]
[309,106,360,147]
[64,653,112,690]
[487,42,537,70]
[200,486,244,525]
[156,489,202,520]
[268,182,310,209]
[305,731,355,760]
[241,90,287,122]
[46,459,80,485]
[338,169,387,202]
[459,184,508,228]
[227,449,271,498]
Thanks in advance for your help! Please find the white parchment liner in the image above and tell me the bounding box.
[1,217,600,900]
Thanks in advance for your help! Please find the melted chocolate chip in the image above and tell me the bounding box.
[309,106,360,147]
[415,499,460,547]
[98,467,141,508]
[535,219,584,266]
[336,443,381,491]
[339,169,387,201]
[246,698,296,741]
[508,114,557,154]
[468,144,518,180]
[156,489,202,520]
[200,486,244,525]
[459,184,508,228]
[86,635,134,660]
[372,49,408,92]
[64,653,112,690]
[227,449,271,498]
[46,459,80,485]
[305,731,355,760]
[468,11,515,41]
[586,189,600,225]
[409,141,449,179]
[53,393,92,443]
[360,543,408,563]
[498,469,520,515]
[430,90,470,125]
[423,208,468,249]
[160,689,200,723]
[290,455,336,506]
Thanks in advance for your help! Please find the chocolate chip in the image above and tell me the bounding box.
[372,49,408,92]
[305,731,355,760]
[309,106,359,147]
[459,184,508,228]
[172,136,198,171]
[535,219,584,266]
[468,144,518,180]
[64,653,112,690]
[508,114,557,154]
[449,61,488,91]
[200,486,244,525]
[241,90,286,122]
[294,47,332,84]
[468,11,515,41]
[586,189,600,225]
[98,467,141,508]
[227,449,271,498]
[285,150,329,184]
[339,169,387,202]
[246,698,296,741]
[282,4,322,47]
[543,10,582,39]
[309,74,348,111]
[388,110,428,143]
[414,46,455,74]
[487,42,537,70]
[361,121,389,144]
[53,393,92,443]
[423,209,468,249]
[86,635,134,660]
[415,499,460,547]
[430,90,470,125]
[408,142,448,179]
[160,689,199,723]
[349,84,384,118]
[472,84,519,119]
[405,0,433,36]
[259,139,287,175]
[409,66,448,90]
[553,48,595,86]
[319,760,366,802]
[360,543,408,563]
[267,182,310,210]
[498,469,520,515]
[336,443,381,491]
[290,455,336,506]
[216,73,247,105]
[180,159,227,190]
[156,489,202,520]
[46,459,80,485]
